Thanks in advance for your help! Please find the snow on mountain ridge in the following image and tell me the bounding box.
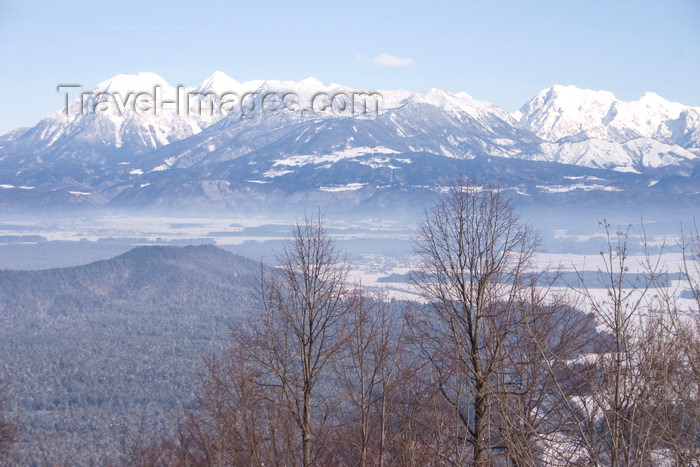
[516,84,697,146]
[94,72,173,95]
[533,137,696,172]
[406,88,506,119]
[197,71,244,95]
[190,74,498,119]
[516,85,617,141]
[1,73,698,182]
[17,72,519,148]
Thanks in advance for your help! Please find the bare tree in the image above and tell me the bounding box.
[680,219,700,311]
[565,220,694,466]
[658,220,700,464]
[251,211,351,466]
[490,283,600,466]
[410,178,541,463]
[166,213,351,466]
[573,222,648,465]
[332,287,408,467]
[174,338,274,466]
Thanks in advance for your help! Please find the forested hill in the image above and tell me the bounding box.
[0,244,259,330]
[0,245,261,463]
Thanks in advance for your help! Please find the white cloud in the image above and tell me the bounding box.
[370,53,414,67]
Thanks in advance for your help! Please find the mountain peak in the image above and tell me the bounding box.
[539,85,617,109]
[207,70,232,81]
[198,71,241,94]
[516,84,699,146]
[298,76,325,88]
[406,88,503,120]
[94,72,171,94]
[637,91,679,110]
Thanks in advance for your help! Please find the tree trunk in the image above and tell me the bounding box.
[473,378,488,465]
[303,389,312,467]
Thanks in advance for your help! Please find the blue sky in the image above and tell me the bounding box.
[0,0,698,134]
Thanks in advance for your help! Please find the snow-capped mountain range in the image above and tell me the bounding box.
[0,72,698,214]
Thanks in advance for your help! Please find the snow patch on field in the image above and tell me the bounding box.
[537,183,622,193]
[263,168,294,178]
[273,146,400,167]
[319,183,366,192]
[150,157,177,173]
